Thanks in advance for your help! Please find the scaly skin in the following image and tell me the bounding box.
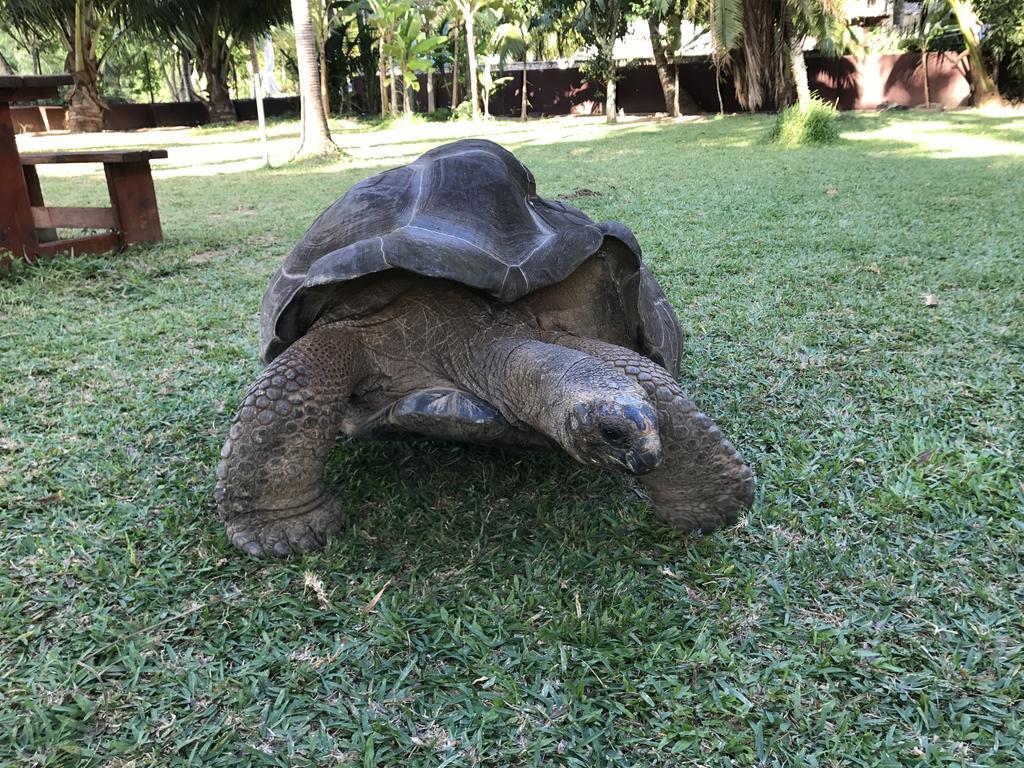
[215,326,362,557]
[548,333,755,532]
[217,281,753,556]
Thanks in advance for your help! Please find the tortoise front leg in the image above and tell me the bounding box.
[215,326,365,557]
[550,335,755,534]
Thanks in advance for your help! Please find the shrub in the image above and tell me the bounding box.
[424,107,452,122]
[770,96,841,146]
[451,101,474,121]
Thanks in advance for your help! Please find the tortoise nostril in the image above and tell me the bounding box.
[627,448,662,474]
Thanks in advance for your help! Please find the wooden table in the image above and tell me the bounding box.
[1,74,167,269]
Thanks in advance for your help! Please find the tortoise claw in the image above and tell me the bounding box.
[224,494,345,557]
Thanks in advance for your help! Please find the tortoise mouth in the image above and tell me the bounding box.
[624,445,662,475]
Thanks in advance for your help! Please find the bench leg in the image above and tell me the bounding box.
[0,102,39,265]
[104,160,163,247]
[22,165,58,244]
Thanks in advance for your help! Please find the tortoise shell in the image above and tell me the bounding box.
[260,139,682,374]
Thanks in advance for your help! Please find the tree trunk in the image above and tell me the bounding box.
[715,64,724,114]
[378,38,388,116]
[181,49,199,101]
[949,0,1002,106]
[426,18,436,112]
[356,11,377,114]
[403,81,412,114]
[291,0,339,157]
[787,28,811,108]
[673,61,680,115]
[67,0,104,133]
[249,40,270,166]
[318,35,330,117]
[922,49,930,107]
[452,21,461,107]
[520,57,528,120]
[605,71,617,124]
[30,36,42,75]
[198,32,235,122]
[157,49,181,101]
[648,18,677,116]
[388,55,398,115]
[731,0,791,111]
[464,9,480,120]
[483,59,491,119]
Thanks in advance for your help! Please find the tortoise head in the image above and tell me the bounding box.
[564,397,662,476]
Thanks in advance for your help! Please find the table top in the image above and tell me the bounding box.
[21,149,170,165]
[0,74,73,103]
[0,75,73,89]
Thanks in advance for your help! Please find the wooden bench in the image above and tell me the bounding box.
[1,75,168,269]
[19,149,168,259]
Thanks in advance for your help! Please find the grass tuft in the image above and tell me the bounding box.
[770,96,842,146]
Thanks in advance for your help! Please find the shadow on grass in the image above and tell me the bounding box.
[316,438,681,568]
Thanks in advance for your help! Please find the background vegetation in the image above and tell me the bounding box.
[1,0,1022,131]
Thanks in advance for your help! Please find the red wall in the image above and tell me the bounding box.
[456,53,971,116]
[10,53,970,134]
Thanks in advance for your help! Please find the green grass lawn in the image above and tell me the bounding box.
[2,111,1023,766]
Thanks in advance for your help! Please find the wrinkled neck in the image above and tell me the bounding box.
[462,336,647,443]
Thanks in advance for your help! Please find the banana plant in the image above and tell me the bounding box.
[489,1,531,119]
[911,0,955,107]
[362,0,412,115]
[382,10,447,112]
[451,0,499,119]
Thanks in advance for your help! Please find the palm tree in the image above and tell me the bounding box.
[909,0,951,107]
[292,0,340,155]
[68,0,104,131]
[449,14,462,108]
[1,0,109,132]
[698,0,844,111]
[707,0,741,113]
[784,0,843,108]
[414,0,443,112]
[309,0,346,116]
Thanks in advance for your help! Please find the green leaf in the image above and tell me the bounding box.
[710,0,742,55]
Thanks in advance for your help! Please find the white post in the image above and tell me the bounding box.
[255,72,270,167]
[250,41,270,167]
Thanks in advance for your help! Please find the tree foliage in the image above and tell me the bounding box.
[975,0,1024,97]
[125,0,288,119]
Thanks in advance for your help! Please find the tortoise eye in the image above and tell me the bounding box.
[600,425,625,443]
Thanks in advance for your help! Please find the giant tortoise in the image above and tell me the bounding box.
[216,139,754,557]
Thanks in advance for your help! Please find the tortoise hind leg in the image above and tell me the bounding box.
[215,325,365,557]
